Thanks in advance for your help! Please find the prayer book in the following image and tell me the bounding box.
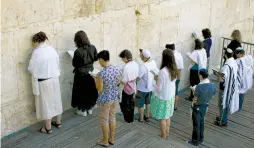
[150,70,158,76]
[67,49,76,59]
[88,68,100,77]
[212,68,224,77]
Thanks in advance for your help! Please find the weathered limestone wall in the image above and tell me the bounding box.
[1,0,254,137]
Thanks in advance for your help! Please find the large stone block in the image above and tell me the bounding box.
[1,32,19,105]
[17,23,58,64]
[2,0,62,28]
[62,0,95,18]
[103,7,137,63]
[137,4,161,50]
[159,1,181,47]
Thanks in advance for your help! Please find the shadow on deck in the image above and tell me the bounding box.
[2,84,254,148]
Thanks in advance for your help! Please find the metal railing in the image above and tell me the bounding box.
[220,37,254,68]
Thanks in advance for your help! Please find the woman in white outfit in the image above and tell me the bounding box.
[28,32,63,134]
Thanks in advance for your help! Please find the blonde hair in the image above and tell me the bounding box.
[231,30,242,43]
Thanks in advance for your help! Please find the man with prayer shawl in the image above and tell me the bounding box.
[235,47,253,111]
[214,48,239,126]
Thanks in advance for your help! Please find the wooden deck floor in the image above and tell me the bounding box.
[2,83,254,148]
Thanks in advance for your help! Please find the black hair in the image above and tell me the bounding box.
[97,50,110,61]
[74,30,91,48]
[165,44,175,50]
[32,31,48,43]
[119,49,132,60]
[160,49,178,80]
[202,28,212,39]
[199,70,209,79]
[194,39,203,50]
[225,50,234,58]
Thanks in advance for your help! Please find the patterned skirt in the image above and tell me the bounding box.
[150,94,175,120]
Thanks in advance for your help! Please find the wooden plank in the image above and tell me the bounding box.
[60,122,123,148]
[4,113,96,148]
[111,130,139,147]
[147,139,171,148]
[114,133,150,148]
[32,118,99,148]
[134,137,159,148]
[82,126,129,148]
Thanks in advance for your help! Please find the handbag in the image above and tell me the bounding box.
[123,80,135,95]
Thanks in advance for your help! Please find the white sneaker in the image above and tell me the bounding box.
[88,110,93,115]
[81,111,87,116]
[77,110,87,116]
[76,110,82,115]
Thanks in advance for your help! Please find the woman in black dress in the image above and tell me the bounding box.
[227,30,242,59]
[72,30,98,116]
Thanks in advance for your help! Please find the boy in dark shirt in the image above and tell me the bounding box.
[188,69,216,147]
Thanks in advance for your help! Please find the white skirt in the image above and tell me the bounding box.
[35,77,63,120]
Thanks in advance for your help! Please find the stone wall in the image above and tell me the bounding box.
[1,0,254,137]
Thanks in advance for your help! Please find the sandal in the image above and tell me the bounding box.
[108,140,115,145]
[138,118,144,123]
[39,127,52,134]
[51,121,62,129]
[97,140,109,147]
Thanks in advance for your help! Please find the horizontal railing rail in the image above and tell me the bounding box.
[220,37,254,68]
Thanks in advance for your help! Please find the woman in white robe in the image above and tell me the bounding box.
[214,48,239,126]
[28,32,63,134]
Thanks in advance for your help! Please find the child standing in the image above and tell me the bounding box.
[188,69,216,146]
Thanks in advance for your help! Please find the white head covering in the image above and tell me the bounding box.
[236,47,244,51]
[141,49,151,58]
[227,48,233,53]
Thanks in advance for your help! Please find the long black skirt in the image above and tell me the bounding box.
[71,73,98,111]
[120,91,134,123]
[189,69,200,99]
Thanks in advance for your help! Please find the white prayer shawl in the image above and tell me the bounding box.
[28,43,62,120]
[221,58,239,114]
[28,43,61,95]
[236,55,253,93]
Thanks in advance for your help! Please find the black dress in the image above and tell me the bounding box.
[71,45,98,111]
[227,40,242,59]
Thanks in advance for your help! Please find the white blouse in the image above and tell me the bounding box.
[28,43,60,78]
[154,67,176,101]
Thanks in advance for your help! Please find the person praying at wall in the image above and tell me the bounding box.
[94,50,122,147]
[227,30,242,59]
[119,49,139,123]
[193,28,213,69]
[28,31,63,134]
[165,43,184,110]
[135,49,159,122]
[214,48,239,126]
[71,31,98,116]
[185,39,207,101]
[187,69,216,147]
[235,47,253,111]
[150,49,178,139]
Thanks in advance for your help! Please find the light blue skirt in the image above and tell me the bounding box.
[150,94,175,120]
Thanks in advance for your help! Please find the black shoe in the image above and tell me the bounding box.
[185,97,192,101]
[216,116,220,121]
[174,107,178,111]
[144,116,150,122]
[214,120,227,126]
